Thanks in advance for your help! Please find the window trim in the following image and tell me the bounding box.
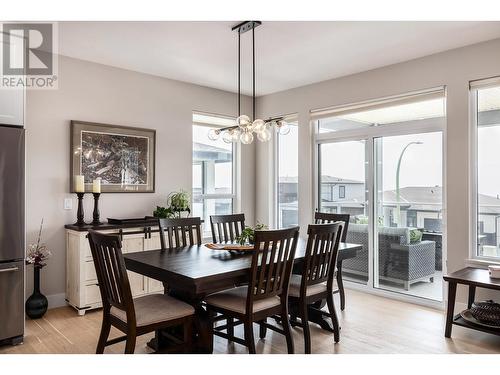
[469,79,500,262]
[192,113,239,237]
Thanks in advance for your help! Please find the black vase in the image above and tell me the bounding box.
[25,265,48,319]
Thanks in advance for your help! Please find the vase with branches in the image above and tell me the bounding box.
[25,218,51,319]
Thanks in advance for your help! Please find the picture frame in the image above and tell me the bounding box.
[70,120,156,193]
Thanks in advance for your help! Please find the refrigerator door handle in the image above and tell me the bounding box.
[0,267,19,273]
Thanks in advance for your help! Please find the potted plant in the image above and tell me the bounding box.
[153,190,191,219]
[236,223,268,245]
[25,218,51,319]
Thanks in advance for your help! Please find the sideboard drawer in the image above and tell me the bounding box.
[84,283,101,306]
[84,261,97,282]
[82,241,92,259]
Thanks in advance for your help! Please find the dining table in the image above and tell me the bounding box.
[123,239,362,353]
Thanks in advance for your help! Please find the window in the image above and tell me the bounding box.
[276,117,298,228]
[472,81,500,259]
[192,113,237,236]
[315,89,445,301]
[339,185,346,199]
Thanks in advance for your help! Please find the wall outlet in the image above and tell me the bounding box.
[64,198,73,210]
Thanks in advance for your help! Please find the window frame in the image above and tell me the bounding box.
[338,185,346,199]
[192,113,239,236]
[274,115,299,229]
[469,78,500,262]
[312,88,446,305]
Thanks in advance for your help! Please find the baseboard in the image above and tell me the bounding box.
[47,293,67,309]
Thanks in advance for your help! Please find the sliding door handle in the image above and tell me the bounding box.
[0,267,19,273]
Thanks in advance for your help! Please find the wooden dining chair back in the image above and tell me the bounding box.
[314,212,350,311]
[302,222,343,292]
[87,230,135,321]
[204,226,299,354]
[314,212,350,242]
[158,217,202,249]
[210,213,245,243]
[288,222,343,353]
[247,227,300,310]
[88,230,195,354]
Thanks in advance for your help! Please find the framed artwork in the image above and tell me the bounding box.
[70,120,156,193]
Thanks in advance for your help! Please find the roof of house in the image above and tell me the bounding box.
[280,175,364,184]
[193,142,232,162]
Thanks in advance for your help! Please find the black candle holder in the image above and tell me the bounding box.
[74,192,86,226]
[92,193,102,225]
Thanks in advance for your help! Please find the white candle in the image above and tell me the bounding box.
[92,178,101,193]
[74,175,85,193]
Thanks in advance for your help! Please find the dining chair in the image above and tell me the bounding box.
[210,213,245,243]
[158,217,202,249]
[288,222,343,353]
[204,227,300,354]
[314,212,350,241]
[87,230,195,354]
[314,211,350,310]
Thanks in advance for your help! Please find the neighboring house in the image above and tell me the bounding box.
[192,142,232,221]
[278,177,500,251]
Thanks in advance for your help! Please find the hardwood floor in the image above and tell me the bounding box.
[1,289,499,354]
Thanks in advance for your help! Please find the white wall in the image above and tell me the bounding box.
[256,37,500,305]
[26,56,255,304]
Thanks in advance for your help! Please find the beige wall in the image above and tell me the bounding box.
[256,37,500,305]
[26,56,255,305]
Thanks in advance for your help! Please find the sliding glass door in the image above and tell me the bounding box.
[318,140,369,284]
[374,132,443,301]
[315,90,445,302]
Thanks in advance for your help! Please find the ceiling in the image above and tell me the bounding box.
[59,21,500,96]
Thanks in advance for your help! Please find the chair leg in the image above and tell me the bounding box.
[327,293,340,343]
[336,265,346,311]
[124,328,137,354]
[281,301,295,354]
[299,302,311,354]
[227,317,234,338]
[244,321,256,354]
[96,315,111,354]
[259,318,267,339]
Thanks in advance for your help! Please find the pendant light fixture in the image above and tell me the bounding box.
[207,21,291,144]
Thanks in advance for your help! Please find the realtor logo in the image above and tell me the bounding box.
[1,22,58,89]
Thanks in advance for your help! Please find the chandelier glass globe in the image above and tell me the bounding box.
[277,121,291,135]
[252,119,266,133]
[240,130,254,144]
[231,129,241,142]
[257,127,271,142]
[236,115,251,130]
[222,130,233,144]
[207,128,220,141]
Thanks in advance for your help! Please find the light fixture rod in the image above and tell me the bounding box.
[252,26,255,121]
[238,31,241,117]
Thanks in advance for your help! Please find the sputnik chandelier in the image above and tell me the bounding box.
[207,21,291,145]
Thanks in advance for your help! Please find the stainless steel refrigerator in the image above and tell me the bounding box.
[0,125,25,345]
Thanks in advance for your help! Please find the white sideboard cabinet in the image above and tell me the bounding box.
[65,226,164,315]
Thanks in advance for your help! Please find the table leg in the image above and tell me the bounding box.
[336,261,346,311]
[193,304,213,354]
[445,281,457,338]
[468,285,476,309]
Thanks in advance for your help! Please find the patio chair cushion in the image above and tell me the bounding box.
[288,274,327,297]
[110,294,194,327]
[204,286,280,314]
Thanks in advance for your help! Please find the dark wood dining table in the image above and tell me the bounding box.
[124,239,362,353]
